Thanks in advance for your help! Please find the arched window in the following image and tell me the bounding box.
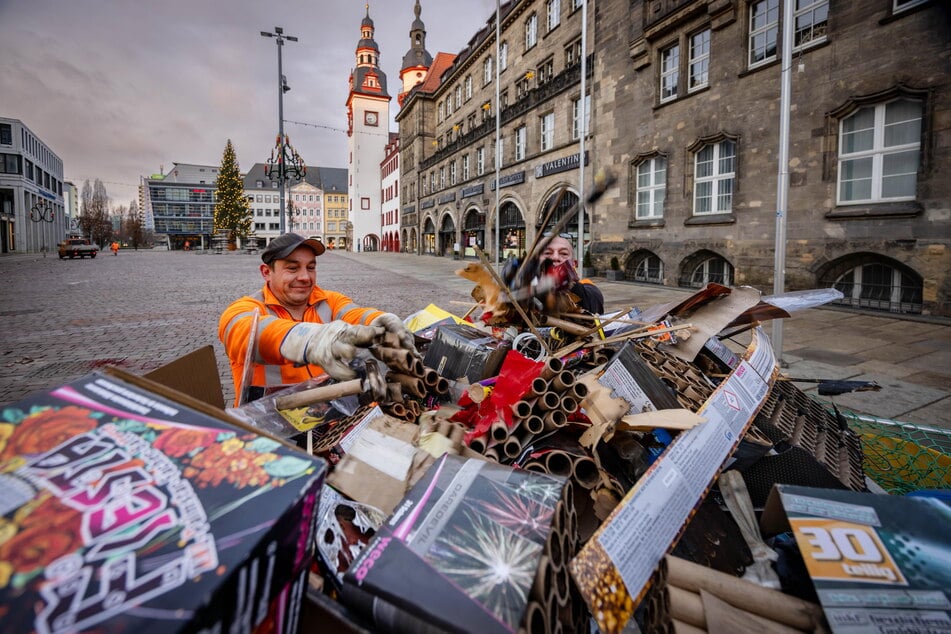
[819,253,923,314]
[625,250,664,284]
[679,250,734,288]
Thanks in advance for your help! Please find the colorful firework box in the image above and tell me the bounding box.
[0,370,326,634]
[341,453,567,633]
[762,485,951,634]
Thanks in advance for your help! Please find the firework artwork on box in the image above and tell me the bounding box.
[0,372,326,634]
[342,454,566,633]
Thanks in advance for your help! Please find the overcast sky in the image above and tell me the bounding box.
[0,0,497,206]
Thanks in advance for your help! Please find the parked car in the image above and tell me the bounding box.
[58,238,99,259]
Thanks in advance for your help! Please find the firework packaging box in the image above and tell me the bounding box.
[0,369,326,634]
[571,326,780,634]
[423,323,511,384]
[762,484,951,634]
[340,453,567,633]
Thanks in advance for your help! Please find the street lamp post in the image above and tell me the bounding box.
[261,26,298,234]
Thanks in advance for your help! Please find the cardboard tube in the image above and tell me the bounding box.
[448,423,466,447]
[410,358,426,377]
[527,377,550,398]
[544,315,589,336]
[666,556,823,631]
[469,434,488,454]
[423,367,441,388]
[524,600,548,634]
[546,526,565,568]
[572,455,600,489]
[669,586,706,629]
[550,370,576,391]
[490,419,510,442]
[524,460,547,473]
[381,332,403,349]
[373,346,414,370]
[468,383,490,402]
[274,379,362,409]
[531,555,551,603]
[385,403,408,419]
[512,399,534,419]
[536,391,561,411]
[544,450,572,477]
[560,394,578,414]
[540,356,564,379]
[553,558,571,606]
[671,618,707,634]
[523,414,545,435]
[570,381,588,400]
[483,446,500,462]
[503,434,522,459]
[543,409,567,430]
[386,382,403,403]
[390,373,424,397]
[435,376,450,395]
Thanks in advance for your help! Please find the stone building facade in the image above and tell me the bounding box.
[592,0,950,315]
[397,0,596,260]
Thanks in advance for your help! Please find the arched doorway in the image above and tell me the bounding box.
[422,217,436,255]
[462,208,485,258]
[410,228,418,254]
[499,200,526,259]
[438,214,455,257]
[362,234,379,252]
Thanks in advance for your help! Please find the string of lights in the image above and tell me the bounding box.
[284,119,392,138]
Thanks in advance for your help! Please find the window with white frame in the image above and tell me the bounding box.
[483,56,494,85]
[450,161,457,185]
[439,166,446,189]
[689,29,711,91]
[660,43,680,103]
[515,126,527,161]
[838,99,921,204]
[465,75,473,99]
[566,38,582,67]
[693,139,735,215]
[538,58,554,84]
[749,0,779,68]
[572,94,590,140]
[455,85,463,106]
[571,0,583,9]
[547,0,561,31]
[462,154,470,180]
[430,172,436,192]
[540,112,555,151]
[525,13,538,50]
[446,93,453,115]
[438,101,444,121]
[794,0,828,49]
[500,41,508,71]
[477,147,485,175]
[636,156,667,219]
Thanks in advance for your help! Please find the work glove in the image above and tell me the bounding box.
[371,312,418,356]
[280,321,384,381]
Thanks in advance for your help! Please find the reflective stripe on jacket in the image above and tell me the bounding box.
[218,283,384,406]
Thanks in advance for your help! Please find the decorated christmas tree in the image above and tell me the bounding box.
[214,139,251,247]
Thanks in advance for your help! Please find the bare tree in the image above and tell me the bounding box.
[127,200,144,249]
[77,179,112,247]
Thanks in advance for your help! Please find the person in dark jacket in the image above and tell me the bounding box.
[539,235,604,314]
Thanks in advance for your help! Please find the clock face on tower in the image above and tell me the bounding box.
[364,111,379,126]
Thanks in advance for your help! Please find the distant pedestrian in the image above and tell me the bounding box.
[111,241,119,256]
[184,240,191,252]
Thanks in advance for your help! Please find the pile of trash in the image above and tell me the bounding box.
[229,183,949,633]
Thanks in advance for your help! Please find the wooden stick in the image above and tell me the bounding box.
[274,379,362,410]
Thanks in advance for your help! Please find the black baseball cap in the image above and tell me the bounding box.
[261,233,326,264]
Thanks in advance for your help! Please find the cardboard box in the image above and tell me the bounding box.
[0,369,326,634]
[423,323,510,384]
[341,454,567,633]
[762,484,951,634]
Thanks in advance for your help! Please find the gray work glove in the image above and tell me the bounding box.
[371,312,418,355]
[280,321,384,381]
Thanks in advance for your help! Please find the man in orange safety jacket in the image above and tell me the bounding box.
[219,233,416,406]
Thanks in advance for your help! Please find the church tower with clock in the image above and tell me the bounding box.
[346,4,390,252]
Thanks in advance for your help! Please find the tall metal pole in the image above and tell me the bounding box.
[277,34,286,234]
[261,27,297,234]
[772,0,794,360]
[576,0,588,266]
[494,0,501,270]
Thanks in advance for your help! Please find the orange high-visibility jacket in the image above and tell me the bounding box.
[218,283,384,406]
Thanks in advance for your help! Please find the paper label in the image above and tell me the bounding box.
[347,427,417,482]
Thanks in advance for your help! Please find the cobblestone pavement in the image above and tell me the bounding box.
[1,248,949,429]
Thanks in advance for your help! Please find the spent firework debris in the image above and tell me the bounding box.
[426,509,542,628]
